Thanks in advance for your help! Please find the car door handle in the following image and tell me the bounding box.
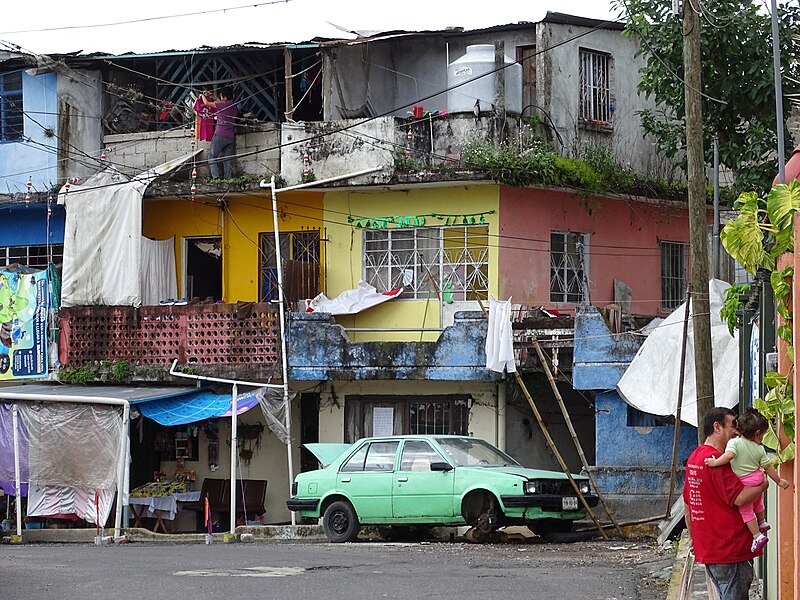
[397,477,408,482]
[340,477,351,483]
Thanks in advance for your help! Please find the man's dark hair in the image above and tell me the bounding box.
[703,406,737,437]
[217,87,233,100]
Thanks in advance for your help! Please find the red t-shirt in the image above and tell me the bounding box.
[683,444,760,564]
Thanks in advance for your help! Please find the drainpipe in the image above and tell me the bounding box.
[713,135,720,280]
[260,166,382,527]
[12,405,21,538]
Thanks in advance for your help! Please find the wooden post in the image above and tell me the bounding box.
[666,287,692,517]
[284,48,294,122]
[513,370,609,540]
[531,338,622,537]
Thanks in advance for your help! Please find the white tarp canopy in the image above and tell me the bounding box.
[59,153,198,307]
[616,279,739,428]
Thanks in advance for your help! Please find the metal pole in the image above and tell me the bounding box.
[771,0,786,184]
[113,402,130,539]
[12,404,22,538]
[230,383,238,534]
[271,176,296,526]
[713,135,720,280]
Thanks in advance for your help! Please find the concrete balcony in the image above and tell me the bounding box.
[287,310,497,382]
[58,303,282,381]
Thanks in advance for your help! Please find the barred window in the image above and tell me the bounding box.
[0,71,24,142]
[0,244,63,270]
[579,49,612,124]
[661,241,687,311]
[550,231,588,304]
[259,230,320,303]
[364,226,489,300]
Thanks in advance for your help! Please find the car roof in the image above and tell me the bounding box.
[358,435,480,442]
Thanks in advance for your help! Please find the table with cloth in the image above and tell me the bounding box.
[128,482,201,533]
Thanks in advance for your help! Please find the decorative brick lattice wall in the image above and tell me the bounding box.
[59,304,280,367]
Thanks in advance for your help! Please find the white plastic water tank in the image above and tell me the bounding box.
[447,44,522,114]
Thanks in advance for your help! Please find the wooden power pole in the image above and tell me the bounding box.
[682,0,715,439]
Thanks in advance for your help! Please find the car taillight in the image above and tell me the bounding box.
[291,482,298,496]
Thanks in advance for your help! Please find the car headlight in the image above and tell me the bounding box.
[579,481,590,495]
[524,481,538,494]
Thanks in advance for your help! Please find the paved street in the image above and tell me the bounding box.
[2,538,672,600]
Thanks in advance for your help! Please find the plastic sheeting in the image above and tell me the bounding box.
[485,297,516,373]
[0,402,29,496]
[27,485,115,525]
[17,401,123,490]
[134,390,259,426]
[60,153,199,307]
[616,279,739,428]
[304,280,403,315]
[255,387,296,444]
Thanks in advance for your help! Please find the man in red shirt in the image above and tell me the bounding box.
[683,407,770,599]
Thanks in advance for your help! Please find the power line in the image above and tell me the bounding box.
[0,1,293,35]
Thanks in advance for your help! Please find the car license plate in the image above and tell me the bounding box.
[562,497,578,510]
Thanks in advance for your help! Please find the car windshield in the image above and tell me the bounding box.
[435,437,520,467]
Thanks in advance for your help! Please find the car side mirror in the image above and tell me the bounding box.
[430,462,453,472]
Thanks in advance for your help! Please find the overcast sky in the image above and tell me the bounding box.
[0,0,622,55]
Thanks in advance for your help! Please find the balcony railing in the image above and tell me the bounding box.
[59,304,281,375]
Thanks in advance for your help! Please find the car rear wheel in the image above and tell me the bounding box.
[322,500,360,543]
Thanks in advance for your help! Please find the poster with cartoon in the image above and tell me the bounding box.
[0,268,49,380]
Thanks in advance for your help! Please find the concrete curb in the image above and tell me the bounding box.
[666,530,691,600]
[12,525,327,544]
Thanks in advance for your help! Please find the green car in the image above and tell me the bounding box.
[287,435,598,542]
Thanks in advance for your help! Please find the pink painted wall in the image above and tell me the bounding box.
[499,187,692,316]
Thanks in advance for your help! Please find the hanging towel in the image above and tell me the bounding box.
[485,297,516,373]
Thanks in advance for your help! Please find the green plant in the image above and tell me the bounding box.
[720,283,752,336]
[58,364,98,384]
[109,360,132,383]
[721,180,800,462]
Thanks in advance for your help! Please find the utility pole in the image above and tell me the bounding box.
[682,0,715,438]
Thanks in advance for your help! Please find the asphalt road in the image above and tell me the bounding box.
[1,539,673,600]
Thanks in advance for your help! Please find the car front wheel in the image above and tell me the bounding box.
[322,500,360,543]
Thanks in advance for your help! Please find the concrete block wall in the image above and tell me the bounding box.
[236,123,281,180]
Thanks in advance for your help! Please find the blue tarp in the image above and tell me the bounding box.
[132,391,259,426]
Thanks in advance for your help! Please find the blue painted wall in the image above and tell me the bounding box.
[0,71,58,192]
[573,307,697,499]
[288,311,498,381]
[0,203,65,246]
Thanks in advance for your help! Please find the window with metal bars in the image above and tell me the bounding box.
[661,240,687,311]
[259,230,320,303]
[0,71,24,142]
[550,231,588,304]
[363,226,489,300]
[578,49,612,125]
[344,395,470,442]
[0,244,63,270]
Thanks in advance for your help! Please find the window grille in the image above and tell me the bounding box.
[0,244,63,269]
[579,49,611,124]
[363,226,489,300]
[259,230,320,303]
[550,231,588,303]
[0,71,24,142]
[660,241,687,311]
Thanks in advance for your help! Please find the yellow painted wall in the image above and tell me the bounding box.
[323,185,500,341]
[142,191,324,302]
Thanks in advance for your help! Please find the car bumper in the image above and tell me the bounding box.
[500,494,600,510]
[286,498,320,512]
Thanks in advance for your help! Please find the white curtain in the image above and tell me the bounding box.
[140,237,178,306]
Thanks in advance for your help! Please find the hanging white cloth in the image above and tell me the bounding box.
[485,297,516,373]
[140,236,178,305]
[59,152,200,307]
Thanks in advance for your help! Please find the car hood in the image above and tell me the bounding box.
[302,443,353,467]
[458,465,588,480]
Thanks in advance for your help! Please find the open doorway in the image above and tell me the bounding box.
[183,236,222,301]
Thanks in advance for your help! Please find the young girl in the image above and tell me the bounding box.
[705,408,790,553]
